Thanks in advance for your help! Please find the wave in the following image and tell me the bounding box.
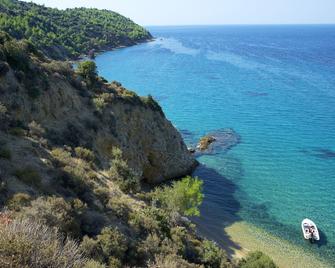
[150,37,200,56]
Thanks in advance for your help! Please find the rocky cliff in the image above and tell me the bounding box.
[0,56,196,184]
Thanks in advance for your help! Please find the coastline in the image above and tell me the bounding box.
[222,221,331,268]
[73,38,155,63]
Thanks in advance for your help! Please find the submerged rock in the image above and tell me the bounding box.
[197,135,216,151]
[195,128,241,155]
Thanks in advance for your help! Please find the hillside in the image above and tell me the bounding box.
[0,0,152,59]
[0,2,277,267]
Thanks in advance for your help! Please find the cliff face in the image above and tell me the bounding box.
[0,59,196,184]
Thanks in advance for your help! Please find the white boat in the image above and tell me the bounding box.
[301,218,320,241]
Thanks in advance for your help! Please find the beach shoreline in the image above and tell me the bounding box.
[222,221,331,268]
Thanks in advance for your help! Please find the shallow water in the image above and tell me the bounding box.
[95,25,335,265]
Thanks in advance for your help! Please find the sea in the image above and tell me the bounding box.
[95,25,335,267]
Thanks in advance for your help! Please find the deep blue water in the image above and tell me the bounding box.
[95,25,335,263]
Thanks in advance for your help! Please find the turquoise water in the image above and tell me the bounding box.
[95,25,335,263]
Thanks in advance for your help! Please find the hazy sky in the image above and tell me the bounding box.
[23,0,335,26]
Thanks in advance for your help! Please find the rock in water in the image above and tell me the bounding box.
[197,136,216,151]
[196,128,241,154]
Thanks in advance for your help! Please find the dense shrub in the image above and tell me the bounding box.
[238,251,277,268]
[0,102,7,114]
[148,254,202,268]
[75,147,95,163]
[108,148,140,193]
[28,121,45,137]
[2,39,30,71]
[42,60,73,76]
[6,193,32,211]
[19,196,86,238]
[77,61,98,86]
[14,167,42,187]
[128,207,170,237]
[0,219,86,268]
[8,127,26,136]
[198,240,229,268]
[0,147,11,159]
[81,227,128,266]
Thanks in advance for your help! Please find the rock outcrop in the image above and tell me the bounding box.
[0,60,197,184]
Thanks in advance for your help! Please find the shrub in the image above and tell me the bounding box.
[3,40,30,71]
[81,227,128,265]
[0,61,9,76]
[14,167,42,187]
[198,240,229,268]
[148,254,201,268]
[28,121,45,137]
[51,148,72,164]
[128,207,170,236]
[93,97,107,112]
[77,61,98,86]
[75,147,95,162]
[84,260,106,268]
[0,147,11,160]
[94,187,110,206]
[0,102,7,114]
[19,196,85,238]
[152,176,204,217]
[42,60,73,76]
[6,193,32,211]
[141,95,164,116]
[26,86,40,99]
[0,219,86,268]
[8,127,26,137]
[238,251,277,268]
[108,148,140,193]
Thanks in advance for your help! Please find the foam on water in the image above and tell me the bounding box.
[95,25,335,265]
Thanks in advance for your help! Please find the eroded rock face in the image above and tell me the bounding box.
[0,67,197,184]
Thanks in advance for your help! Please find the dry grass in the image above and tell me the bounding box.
[0,218,86,268]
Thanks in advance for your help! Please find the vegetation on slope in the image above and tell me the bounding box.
[0,0,152,59]
[0,21,276,268]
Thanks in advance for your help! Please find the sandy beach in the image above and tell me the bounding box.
[222,221,331,268]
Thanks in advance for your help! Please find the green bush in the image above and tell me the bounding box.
[0,102,7,114]
[2,40,30,71]
[0,219,86,268]
[108,148,140,193]
[8,127,26,137]
[77,61,98,86]
[238,251,277,268]
[75,147,95,162]
[6,193,32,211]
[0,147,11,160]
[14,167,42,187]
[128,207,170,236]
[152,176,204,216]
[198,240,229,268]
[81,227,128,265]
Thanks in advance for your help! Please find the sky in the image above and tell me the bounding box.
[22,0,335,26]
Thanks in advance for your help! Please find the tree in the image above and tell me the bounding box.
[77,61,97,81]
[153,176,204,217]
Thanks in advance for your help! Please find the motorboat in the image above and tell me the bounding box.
[301,218,320,241]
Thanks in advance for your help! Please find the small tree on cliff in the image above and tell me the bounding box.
[77,60,97,87]
[153,176,204,216]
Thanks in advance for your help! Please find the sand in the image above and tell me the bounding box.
[222,221,332,268]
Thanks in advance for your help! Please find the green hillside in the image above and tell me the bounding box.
[0,0,152,59]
